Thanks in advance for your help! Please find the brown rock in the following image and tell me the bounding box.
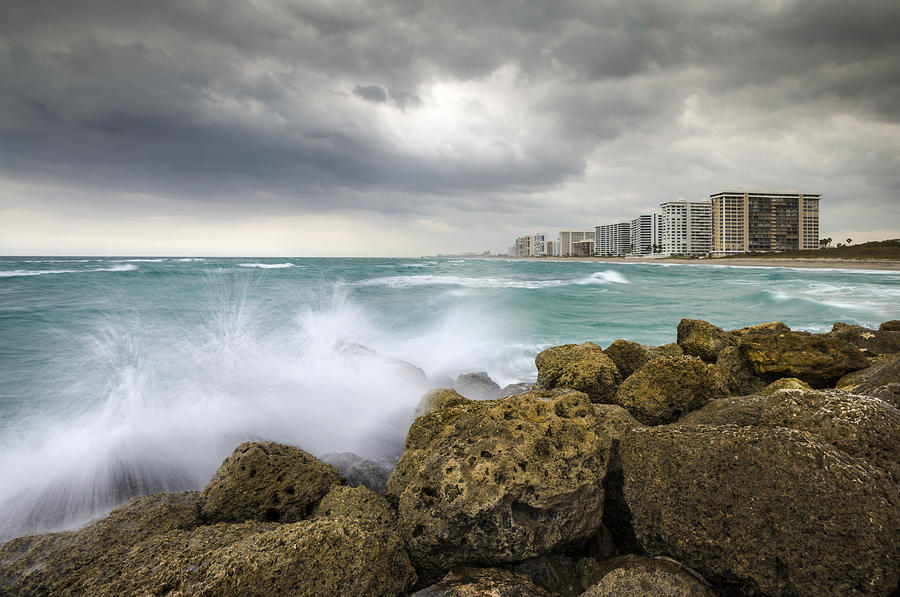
[730,321,791,337]
[603,340,653,379]
[453,371,503,399]
[200,441,342,523]
[880,320,900,332]
[830,322,900,356]
[312,484,397,529]
[415,388,472,418]
[412,567,552,597]
[319,451,393,494]
[622,425,900,597]
[677,319,737,362]
[580,555,716,597]
[837,353,900,407]
[759,377,813,395]
[613,356,728,425]
[714,345,766,396]
[388,389,609,580]
[535,343,622,402]
[738,329,868,387]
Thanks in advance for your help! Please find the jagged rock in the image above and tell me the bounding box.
[647,342,684,358]
[613,356,727,425]
[513,555,584,597]
[454,371,503,399]
[677,319,737,362]
[738,330,868,387]
[535,343,622,402]
[592,404,645,554]
[759,377,813,395]
[500,382,537,397]
[881,320,900,332]
[714,345,766,396]
[603,340,653,379]
[580,555,716,597]
[730,321,791,337]
[319,451,393,494]
[0,492,209,596]
[412,567,552,596]
[622,425,900,597]
[830,322,900,356]
[388,389,609,580]
[679,388,900,484]
[415,388,472,418]
[837,353,900,407]
[200,441,342,523]
[312,485,397,529]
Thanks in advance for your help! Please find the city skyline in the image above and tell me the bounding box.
[2,1,899,256]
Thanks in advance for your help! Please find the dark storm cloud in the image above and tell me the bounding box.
[1,0,898,224]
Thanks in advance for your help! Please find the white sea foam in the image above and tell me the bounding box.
[356,270,629,289]
[238,262,296,269]
[0,264,138,277]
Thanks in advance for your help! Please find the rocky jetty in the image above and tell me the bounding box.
[2,318,899,596]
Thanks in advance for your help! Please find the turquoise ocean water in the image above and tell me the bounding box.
[1,256,898,539]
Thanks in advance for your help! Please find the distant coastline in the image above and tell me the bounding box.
[511,256,900,271]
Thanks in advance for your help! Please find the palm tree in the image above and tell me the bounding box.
[846,238,852,246]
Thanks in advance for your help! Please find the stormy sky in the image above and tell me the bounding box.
[1,0,898,256]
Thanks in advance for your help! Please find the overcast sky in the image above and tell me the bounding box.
[1,0,898,256]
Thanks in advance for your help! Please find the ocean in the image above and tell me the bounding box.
[1,256,898,540]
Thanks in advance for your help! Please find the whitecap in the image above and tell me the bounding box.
[238,263,296,269]
[574,271,630,285]
[0,264,137,278]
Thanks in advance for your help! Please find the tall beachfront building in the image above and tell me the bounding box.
[711,191,820,255]
[514,235,532,257]
[660,200,712,257]
[558,230,596,257]
[630,214,662,256]
[532,233,546,256]
[595,222,631,256]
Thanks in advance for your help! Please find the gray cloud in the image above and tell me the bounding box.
[0,0,898,250]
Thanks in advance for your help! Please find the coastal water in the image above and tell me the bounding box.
[1,256,898,540]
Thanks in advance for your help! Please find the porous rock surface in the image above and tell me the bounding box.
[415,388,472,418]
[387,389,609,579]
[713,345,766,396]
[759,376,813,395]
[613,356,727,425]
[679,388,900,484]
[837,353,900,407]
[604,340,685,380]
[535,342,622,402]
[622,425,900,597]
[830,321,900,356]
[200,441,342,523]
[580,555,717,597]
[412,566,552,597]
[677,319,737,362]
[738,329,868,387]
[312,484,397,529]
[730,321,791,337]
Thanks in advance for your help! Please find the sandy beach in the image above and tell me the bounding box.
[519,256,900,271]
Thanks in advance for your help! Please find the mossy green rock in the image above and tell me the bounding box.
[613,356,727,425]
[830,321,900,356]
[622,425,900,597]
[580,555,716,597]
[312,484,397,529]
[535,342,622,402]
[677,319,737,362]
[759,377,813,395]
[738,330,868,387]
[388,389,609,580]
[200,441,342,524]
[412,567,552,597]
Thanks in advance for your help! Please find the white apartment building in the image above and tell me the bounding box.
[514,235,532,257]
[660,200,712,256]
[630,214,662,255]
[558,230,596,257]
[532,233,546,256]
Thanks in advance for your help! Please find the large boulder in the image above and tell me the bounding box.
[622,425,900,596]
[603,340,653,379]
[713,345,766,396]
[881,320,900,332]
[677,319,737,362]
[312,484,397,529]
[759,377,812,395]
[613,356,727,425]
[415,388,472,418]
[387,389,609,580]
[535,343,622,402]
[453,372,503,399]
[680,388,900,484]
[412,567,552,597]
[580,555,717,597]
[837,353,900,408]
[830,322,900,356]
[200,441,342,523]
[738,330,868,387]
[730,321,791,337]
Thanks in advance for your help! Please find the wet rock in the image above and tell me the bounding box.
[535,342,622,402]
[388,389,609,580]
[759,377,813,395]
[454,371,503,399]
[677,319,737,362]
[837,353,900,407]
[830,322,900,356]
[312,484,397,529]
[200,441,342,524]
[603,340,653,379]
[415,388,472,418]
[613,356,727,425]
[580,555,716,597]
[336,341,428,385]
[622,425,900,597]
[738,329,868,387]
[500,382,537,397]
[713,346,766,396]
[730,321,791,337]
[319,451,393,494]
[412,567,552,596]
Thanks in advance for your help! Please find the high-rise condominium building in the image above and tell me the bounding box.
[532,233,546,256]
[660,200,712,256]
[558,231,596,257]
[630,214,662,256]
[595,222,632,256]
[514,235,532,257]
[711,191,820,255]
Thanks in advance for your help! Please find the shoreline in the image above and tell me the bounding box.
[513,256,900,271]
